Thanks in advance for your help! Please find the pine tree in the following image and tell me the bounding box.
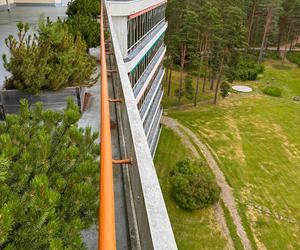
[0,99,99,249]
[66,0,100,18]
[3,18,97,95]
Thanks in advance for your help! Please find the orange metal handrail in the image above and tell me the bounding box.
[99,1,117,249]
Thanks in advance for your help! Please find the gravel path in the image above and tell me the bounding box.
[162,116,252,250]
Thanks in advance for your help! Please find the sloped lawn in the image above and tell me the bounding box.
[154,127,228,250]
[168,60,300,249]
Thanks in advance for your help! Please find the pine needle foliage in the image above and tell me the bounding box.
[0,99,99,249]
[66,15,100,49]
[2,18,97,95]
[66,0,100,18]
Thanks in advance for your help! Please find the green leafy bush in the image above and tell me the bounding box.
[220,81,231,97]
[169,159,220,211]
[0,99,99,249]
[265,51,281,60]
[66,15,100,49]
[2,19,97,95]
[287,52,300,67]
[236,60,265,81]
[263,86,282,97]
[66,0,100,18]
[184,74,194,100]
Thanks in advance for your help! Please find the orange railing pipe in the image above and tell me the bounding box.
[99,1,117,250]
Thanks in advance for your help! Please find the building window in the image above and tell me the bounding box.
[129,34,164,88]
[127,4,166,53]
[137,64,163,110]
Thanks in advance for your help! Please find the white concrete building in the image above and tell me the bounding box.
[106,0,167,157]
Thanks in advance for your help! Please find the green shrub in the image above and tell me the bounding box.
[265,51,281,60]
[184,74,194,100]
[66,0,100,18]
[263,86,282,97]
[66,15,100,48]
[169,159,220,211]
[287,52,300,67]
[220,81,231,97]
[0,99,99,249]
[2,19,97,95]
[236,60,265,81]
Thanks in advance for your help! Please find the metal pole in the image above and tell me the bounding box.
[99,1,117,249]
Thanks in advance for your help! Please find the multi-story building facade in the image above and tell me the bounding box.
[106,0,167,157]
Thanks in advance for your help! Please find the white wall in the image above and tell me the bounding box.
[106,0,165,17]
[112,16,128,58]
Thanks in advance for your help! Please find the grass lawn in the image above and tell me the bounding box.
[168,60,300,249]
[162,70,213,109]
[154,126,229,250]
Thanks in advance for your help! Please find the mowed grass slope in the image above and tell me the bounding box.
[169,60,300,249]
[154,127,228,250]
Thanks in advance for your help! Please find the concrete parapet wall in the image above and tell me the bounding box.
[0,0,61,8]
[105,1,177,249]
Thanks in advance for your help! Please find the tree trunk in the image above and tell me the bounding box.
[247,3,256,46]
[177,44,186,108]
[202,60,207,93]
[194,35,206,107]
[194,61,202,107]
[258,7,273,64]
[210,73,215,91]
[213,52,225,105]
[167,59,173,96]
[252,17,259,51]
[277,16,287,52]
[178,67,184,108]
[165,63,169,85]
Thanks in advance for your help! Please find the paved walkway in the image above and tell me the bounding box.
[162,116,252,250]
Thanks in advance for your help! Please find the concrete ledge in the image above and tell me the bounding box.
[15,2,56,6]
[0,3,16,11]
[0,87,86,119]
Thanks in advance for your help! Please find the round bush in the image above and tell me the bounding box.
[236,60,265,81]
[220,81,231,97]
[169,159,220,211]
[263,86,282,97]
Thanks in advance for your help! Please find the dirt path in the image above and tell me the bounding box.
[162,116,252,250]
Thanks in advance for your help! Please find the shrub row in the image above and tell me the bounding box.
[287,52,300,67]
[236,60,265,81]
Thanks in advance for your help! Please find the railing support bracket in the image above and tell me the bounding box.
[112,159,133,165]
[109,98,123,103]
